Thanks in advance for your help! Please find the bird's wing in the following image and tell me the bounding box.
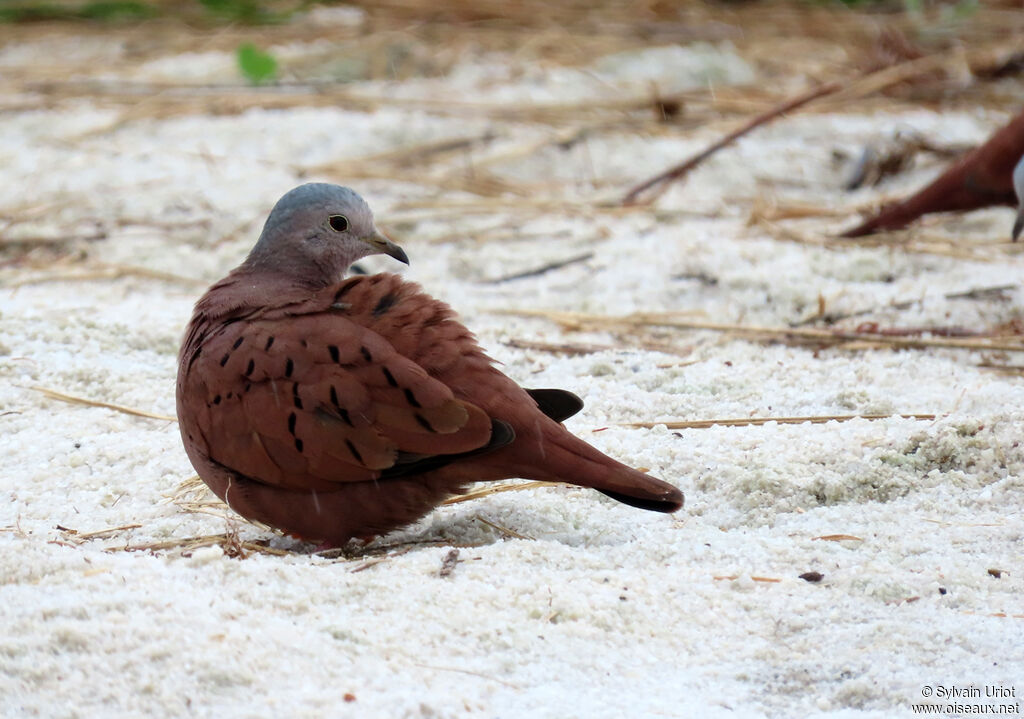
[183,287,498,491]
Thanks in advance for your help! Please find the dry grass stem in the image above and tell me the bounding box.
[978,363,1024,375]
[30,386,177,422]
[475,514,534,540]
[758,219,1010,262]
[58,523,143,541]
[413,662,521,689]
[496,309,1024,353]
[794,284,1018,327]
[5,263,203,288]
[349,556,393,573]
[108,533,292,557]
[0,230,106,247]
[441,480,566,505]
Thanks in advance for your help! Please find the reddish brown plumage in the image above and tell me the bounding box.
[177,269,684,545]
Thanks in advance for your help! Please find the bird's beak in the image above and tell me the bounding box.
[363,228,409,265]
[1014,206,1024,243]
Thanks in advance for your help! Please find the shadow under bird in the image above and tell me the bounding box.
[176,183,683,545]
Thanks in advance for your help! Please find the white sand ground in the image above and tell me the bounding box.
[1,17,1023,719]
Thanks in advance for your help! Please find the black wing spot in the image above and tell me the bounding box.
[187,346,202,370]
[345,439,363,464]
[360,346,372,362]
[244,358,255,376]
[373,293,397,317]
[244,383,252,393]
[403,388,421,408]
[285,358,294,378]
[381,419,515,479]
[328,385,354,426]
[219,353,230,367]
[287,412,297,435]
[292,383,303,410]
[213,395,222,405]
[334,277,361,302]
[232,336,244,350]
[294,438,304,453]
[328,345,340,363]
[264,336,275,351]
[414,413,436,433]
[382,367,398,387]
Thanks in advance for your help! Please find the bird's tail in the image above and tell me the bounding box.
[521,424,683,513]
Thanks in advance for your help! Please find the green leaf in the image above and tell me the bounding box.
[199,0,281,25]
[237,43,278,85]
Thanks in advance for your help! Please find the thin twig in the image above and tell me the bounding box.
[625,413,936,429]
[621,82,841,205]
[75,523,143,539]
[503,338,624,356]
[57,523,143,541]
[486,252,594,283]
[503,337,698,359]
[794,284,1017,326]
[475,514,534,540]
[442,480,565,505]
[978,363,1024,375]
[413,663,521,689]
[495,308,1024,353]
[758,218,1006,262]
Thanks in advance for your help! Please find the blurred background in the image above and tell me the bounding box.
[2,0,1022,266]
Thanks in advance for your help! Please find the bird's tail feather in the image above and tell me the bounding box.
[525,427,684,513]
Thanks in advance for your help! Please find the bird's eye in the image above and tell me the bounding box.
[328,215,349,232]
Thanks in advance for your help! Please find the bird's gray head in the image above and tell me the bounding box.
[243,183,408,284]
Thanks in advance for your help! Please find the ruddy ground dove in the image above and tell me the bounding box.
[842,108,1024,239]
[176,183,683,546]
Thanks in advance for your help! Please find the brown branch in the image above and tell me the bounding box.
[621,82,841,205]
